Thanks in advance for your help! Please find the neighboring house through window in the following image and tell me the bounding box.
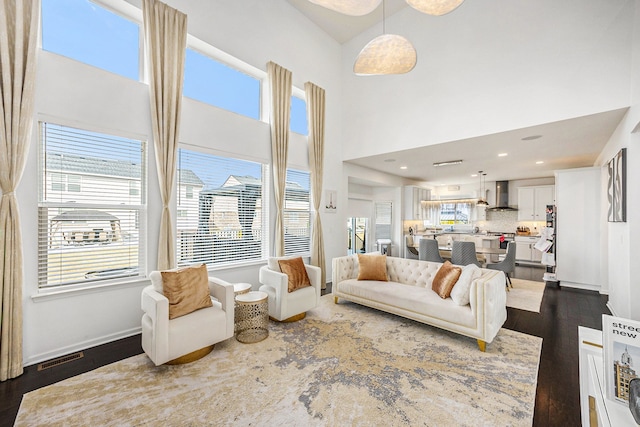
[176,148,269,267]
[38,122,147,288]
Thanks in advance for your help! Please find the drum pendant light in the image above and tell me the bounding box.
[406,0,464,16]
[308,0,381,16]
[353,0,417,75]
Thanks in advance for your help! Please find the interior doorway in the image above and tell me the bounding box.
[347,217,368,255]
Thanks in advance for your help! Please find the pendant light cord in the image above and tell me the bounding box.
[382,0,386,34]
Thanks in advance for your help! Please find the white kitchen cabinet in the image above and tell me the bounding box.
[517,185,554,221]
[515,236,542,262]
[404,186,430,220]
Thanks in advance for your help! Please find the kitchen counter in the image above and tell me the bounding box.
[417,232,500,240]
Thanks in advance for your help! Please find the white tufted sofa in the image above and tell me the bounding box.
[332,255,507,351]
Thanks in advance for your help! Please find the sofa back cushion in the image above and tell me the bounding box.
[385,257,441,288]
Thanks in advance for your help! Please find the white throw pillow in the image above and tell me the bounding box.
[450,264,482,306]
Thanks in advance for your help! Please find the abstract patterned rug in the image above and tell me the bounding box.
[507,279,546,313]
[16,295,542,426]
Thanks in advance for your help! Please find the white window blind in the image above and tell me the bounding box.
[176,148,268,267]
[38,123,146,288]
[374,201,392,241]
[284,169,311,256]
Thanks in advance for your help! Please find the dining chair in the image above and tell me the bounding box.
[405,235,419,259]
[486,241,516,288]
[419,238,444,263]
[451,241,481,267]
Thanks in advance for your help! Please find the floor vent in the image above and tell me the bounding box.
[37,351,84,371]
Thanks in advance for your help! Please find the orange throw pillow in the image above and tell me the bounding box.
[278,257,312,293]
[161,264,213,319]
[357,254,388,281]
[431,261,462,299]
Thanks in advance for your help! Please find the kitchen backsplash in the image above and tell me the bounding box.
[476,210,520,233]
[404,209,546,235]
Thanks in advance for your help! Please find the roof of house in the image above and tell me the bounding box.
[46,153,204,186]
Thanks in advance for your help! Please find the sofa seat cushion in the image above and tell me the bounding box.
[336,279,475,328]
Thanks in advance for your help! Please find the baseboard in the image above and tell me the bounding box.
[559,281,601,292]
[24,326,142,367]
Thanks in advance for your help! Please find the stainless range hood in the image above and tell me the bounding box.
[487,180,518,211]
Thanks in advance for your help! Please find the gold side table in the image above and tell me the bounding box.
[235,291,269,344]
[233,283,252,333]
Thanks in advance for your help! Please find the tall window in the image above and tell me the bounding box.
[41,0,140,81]
[176,148,268,267]
[38,123,147,288]
[284,169,311,256]
[290,96,308,135]
[183,48,261,120]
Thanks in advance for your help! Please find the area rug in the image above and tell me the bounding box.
[15,295,542,427]
[507,278,546,313]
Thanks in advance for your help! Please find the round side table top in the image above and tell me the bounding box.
[233,282,252,294]
[236,290,268,304]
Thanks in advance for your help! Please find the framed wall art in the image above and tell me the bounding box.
[324,190,337,213]
[607,148,626,222]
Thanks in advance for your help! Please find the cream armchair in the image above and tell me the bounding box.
[258,258,322,322]
[141,272,234,366]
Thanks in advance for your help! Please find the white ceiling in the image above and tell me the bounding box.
[286,0,629,187]
[345,109,628,186]
[286,0,408,43]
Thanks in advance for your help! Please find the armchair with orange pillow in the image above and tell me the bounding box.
[258,256,322,322]
[141,264,234,365]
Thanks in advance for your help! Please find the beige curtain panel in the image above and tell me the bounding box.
[142,0,187,270]
[0,0,39,381]
[305,82,326,288]
[267,62,292,257]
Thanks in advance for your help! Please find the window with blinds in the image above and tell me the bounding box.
[374,201,393,241]
[176,148,268,267]
[284,169,311,256]
[38,123,146,288]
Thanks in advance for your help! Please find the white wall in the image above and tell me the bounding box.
[592,0,640,320]
[19,0,343,365]
[341,0,634,160]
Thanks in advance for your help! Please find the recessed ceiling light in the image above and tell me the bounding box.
[384,158,396,163]
[471,174,478,177]
[498,153,508,157]
[536,161,544,164]
[521,135,542,141]
[400,166,408,170]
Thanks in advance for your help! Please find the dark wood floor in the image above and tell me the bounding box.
[0,265,609,427]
